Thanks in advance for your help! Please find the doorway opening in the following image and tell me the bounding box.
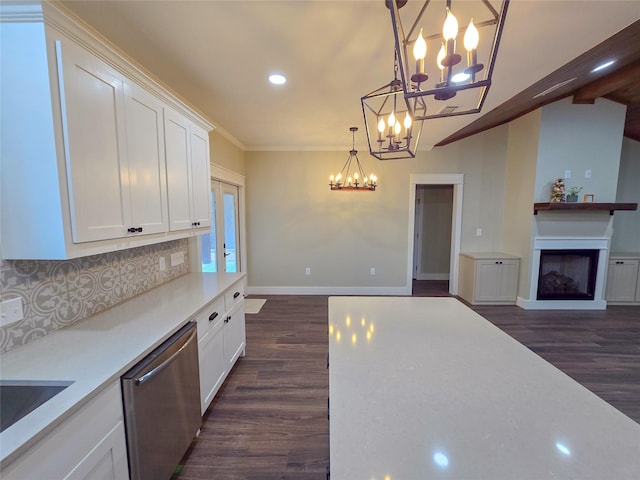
[407,174,463,296]
[413,185,454,296]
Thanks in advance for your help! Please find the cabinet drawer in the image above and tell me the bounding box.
[224,282,244,311]
[195,297,226,340]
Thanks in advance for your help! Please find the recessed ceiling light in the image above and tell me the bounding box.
[591,60,615,73]
[268,74,287,85]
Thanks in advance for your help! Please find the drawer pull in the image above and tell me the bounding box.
[233,291,241,299]
[209,312,219,321]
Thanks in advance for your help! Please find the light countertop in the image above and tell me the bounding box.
[328,296,640,479]
[0,271,245,468]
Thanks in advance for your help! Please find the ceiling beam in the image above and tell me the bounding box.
[572,61,640,104]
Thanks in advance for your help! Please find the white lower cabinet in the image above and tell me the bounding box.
[605,256,640,304]
[2,382,129,480]
[459,252,520,305]
[196,280,246,415]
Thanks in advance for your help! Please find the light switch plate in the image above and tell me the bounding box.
[170,251,184,266]
[159,257,166,271]
[1,297,24,327]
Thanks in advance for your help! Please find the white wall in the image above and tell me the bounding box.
[534,98,626,202]
[244,126,509,294]
[611,138,640,253]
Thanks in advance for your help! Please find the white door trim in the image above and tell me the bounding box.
[407,174,464,295]
[211,163,247,274]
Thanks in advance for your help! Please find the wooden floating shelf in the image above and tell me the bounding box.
[533,202,638,215]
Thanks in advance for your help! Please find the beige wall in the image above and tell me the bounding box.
[502,109,540,298]
[244,126,509,292]
[209,130,245,175]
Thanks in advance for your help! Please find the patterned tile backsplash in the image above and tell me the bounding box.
[0,239,189,354]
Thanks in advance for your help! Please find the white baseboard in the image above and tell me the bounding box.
[416,273,450,281]
[247,286,411,296]
[517,296,607,310]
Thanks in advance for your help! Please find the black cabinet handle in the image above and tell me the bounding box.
[128,227,136,233]
[224,316,230,324]
[209,312,218,321]
[233,291,240,299]
[137,227,143,232]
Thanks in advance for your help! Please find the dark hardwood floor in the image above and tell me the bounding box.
[174,282,639,479]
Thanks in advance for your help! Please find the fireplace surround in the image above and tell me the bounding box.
[521,237,609,310]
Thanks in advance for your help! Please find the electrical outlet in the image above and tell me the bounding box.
[1,297,24,327]
[564,170,572,179]
[585,169,592,178]
[476,228,482,236]
[170,251,184,266]
[370,267,376,276]
[159,257,166,271]
[305,267,311,276]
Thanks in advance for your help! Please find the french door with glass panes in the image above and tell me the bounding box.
[201,180,240,272]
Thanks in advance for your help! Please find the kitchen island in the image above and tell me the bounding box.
[328,296,640,479]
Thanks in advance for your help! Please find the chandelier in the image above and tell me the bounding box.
[361,50,425,160]
[329,127,378,191]
[387,0,509,120]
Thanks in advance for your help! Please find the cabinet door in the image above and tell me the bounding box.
[164,108,194,231]
[198,315,227,415]
[474,261,500,302]
[56,39,130,243]
[606,260,639,302]
[495,260,519,302]
[124,83,168,235]
[224,303,246,370]
[190,123,212,228]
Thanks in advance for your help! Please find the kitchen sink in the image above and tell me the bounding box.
[0,380,74,433]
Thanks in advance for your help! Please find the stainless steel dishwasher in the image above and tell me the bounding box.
[121,322,201,480]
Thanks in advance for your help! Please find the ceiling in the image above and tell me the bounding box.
[59,0,640,152]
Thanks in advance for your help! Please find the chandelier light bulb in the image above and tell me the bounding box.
[388,111,396,128]
[330,174,334,182]
[394,120,402,138]
[443,8,459,41]
[437,43,446,70]
[413,28,427,61]
[378,118,386,133]
[404,112,412,130]
[464,18,479,51]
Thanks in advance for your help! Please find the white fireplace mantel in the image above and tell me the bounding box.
[518,237,609,310]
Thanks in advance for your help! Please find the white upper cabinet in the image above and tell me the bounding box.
[56,38,130,243]
[0,1,212,259]
[190,123,213,229]
[124,83,169,236]
[165,108,212,232]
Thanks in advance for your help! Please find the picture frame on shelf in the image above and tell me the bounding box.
[584,194,595,203]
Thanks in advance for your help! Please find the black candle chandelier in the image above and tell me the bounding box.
[361,50,425,160]
[387,0,509,121]
[329,127,378,191]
